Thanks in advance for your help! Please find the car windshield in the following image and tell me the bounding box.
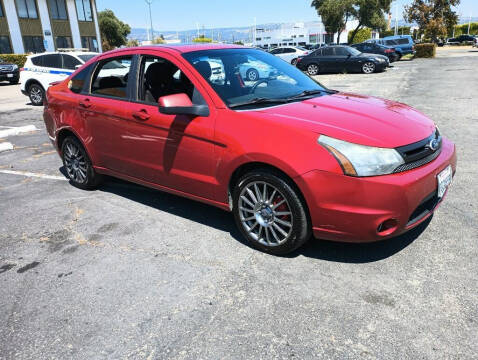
[77,54,96,63]
[182,48,329,109]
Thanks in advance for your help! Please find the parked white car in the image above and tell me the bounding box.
[268,46,310,65]
[20,51,97,106]
[239,60,278,81]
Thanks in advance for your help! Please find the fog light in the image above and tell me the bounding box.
[377,218,398,236]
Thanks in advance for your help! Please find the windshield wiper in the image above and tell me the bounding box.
[229,97,289,109]
[286,89,336,100]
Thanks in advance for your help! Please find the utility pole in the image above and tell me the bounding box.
[145,0,154,42]
[254,17,257,47]
[394,3,399,36]
[468,14,472,35]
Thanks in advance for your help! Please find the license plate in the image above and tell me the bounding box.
[7,74,13,78]
[437,165,452,199]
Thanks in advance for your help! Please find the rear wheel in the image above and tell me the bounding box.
[291,58,298,66]
[362,62,376,74]
[28,83,44,106]
[233,170,311,255]
[246,68,259,81]
[61,136,102,190]
[307,63,319,76]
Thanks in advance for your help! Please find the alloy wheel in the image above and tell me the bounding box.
[29,86,43,104]
[238,181,293,247]
[362,62,375,74]
[307,64,319,76]
[64,142,88,183]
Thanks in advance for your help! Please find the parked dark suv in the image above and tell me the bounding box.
[446,34,477,45]
[0,57,20,84]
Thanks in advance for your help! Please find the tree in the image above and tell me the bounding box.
[192,35,212,43]
[348,0,392,43]
[348,27,372,43]
[98,9,131,51]
[404,0,460,42]
[126,39,139,47]
[311,0,355,43]
[152,37,165,44]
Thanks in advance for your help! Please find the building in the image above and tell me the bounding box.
[253,21,379,48]
[0,0,101,54]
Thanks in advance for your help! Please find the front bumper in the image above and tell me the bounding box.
[295,137,457,242]
[0,70,19,82]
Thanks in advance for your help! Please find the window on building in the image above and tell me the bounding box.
[0,36,12,54]
[23,36,44,53]
[15,0,38,19]
[0,1,4,17]
[76,0,92,21]
[55,36,72,49]
[81,36,98,52]
[62,54,81,69]
[48,0,67,20]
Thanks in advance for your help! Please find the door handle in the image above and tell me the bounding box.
[79,98,91,108]
[132,109,150,121]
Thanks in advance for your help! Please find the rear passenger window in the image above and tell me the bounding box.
[90,56,132,99]
[42,54,62,68]
[68,64,92,94]
[385,40,398,46]
[396,38,409,45]
[31,56,43,66]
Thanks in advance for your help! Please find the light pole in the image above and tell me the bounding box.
[145,0,154,42]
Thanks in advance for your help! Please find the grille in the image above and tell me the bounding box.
[0,65,14,72]
[407,191,440,226]
[393,129,442,173]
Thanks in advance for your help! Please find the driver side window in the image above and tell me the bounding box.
[138,56,205,106]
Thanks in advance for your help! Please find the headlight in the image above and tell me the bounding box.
[318,135,404,177]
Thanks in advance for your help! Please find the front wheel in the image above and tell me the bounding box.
[362,62,376,74]
[307,63,319,76]
[61,136,103,190]
[246,68,260,81]
[28,83,44,106]
[233,170,311,255]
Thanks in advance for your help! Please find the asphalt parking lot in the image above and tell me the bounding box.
[0,47,477,359]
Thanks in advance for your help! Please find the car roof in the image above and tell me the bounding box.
[28,51,97,58]
[103,44,244,56]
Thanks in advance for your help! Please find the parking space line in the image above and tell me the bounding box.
[0,125,38,139]
[0,142,14,152]
[0,169,67,181]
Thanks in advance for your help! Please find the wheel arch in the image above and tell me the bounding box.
[56,127,95,165]
[24,79,44,92]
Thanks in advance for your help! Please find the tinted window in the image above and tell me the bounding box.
[42,54,62,68]
[15,0,38,18]
[270,48,282,54]
[91,56,131,98]
[322,47,335,56]
[396,38,409,45]
[23,36,44,53]
[31,55,43,66]
[78,54,95,62]
[62,54,81,69]
[0,36,12,54]
[283,48,295,53]
[385,40,398,46]
[68,64,92,94]
[48,0,67,19]
[335,47,349,56]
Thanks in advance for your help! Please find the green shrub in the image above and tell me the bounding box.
[348,27,372,44]
[0,54,28,68]
[415,43,436,58]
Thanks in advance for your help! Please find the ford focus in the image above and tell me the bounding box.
[43,45,457,255]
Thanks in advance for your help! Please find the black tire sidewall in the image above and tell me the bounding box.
[61,137,101,190]
[29,84,44,106]
[232,170,310,255]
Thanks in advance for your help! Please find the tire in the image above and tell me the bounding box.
[307,63,319,76]
[233,170,311,255]
[396,53,402,61]
[291,58,298,66]
[362,62,376,74]
[28,83,45,106]
[61,136,103,190]
[246,68,260,81]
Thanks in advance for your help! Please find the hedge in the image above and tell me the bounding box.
[348,27,372,44]
[415,43,436,58]
[0,54,28,68]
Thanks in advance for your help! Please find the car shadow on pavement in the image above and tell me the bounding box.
[77,173,431,263]
[292,217,432,263]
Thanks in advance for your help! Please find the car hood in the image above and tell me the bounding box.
[253,93,435,148]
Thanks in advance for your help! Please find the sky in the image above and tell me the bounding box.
[95,0,478,31]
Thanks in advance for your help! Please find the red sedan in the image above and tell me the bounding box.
[43,44,457,255]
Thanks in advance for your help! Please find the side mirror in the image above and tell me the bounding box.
[347,53,352,58]
[158,93,209,117]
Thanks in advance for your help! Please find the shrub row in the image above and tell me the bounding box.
[0,54,28,68]
[414,43,436,58]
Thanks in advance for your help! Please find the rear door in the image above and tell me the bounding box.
[319,47,338,72]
